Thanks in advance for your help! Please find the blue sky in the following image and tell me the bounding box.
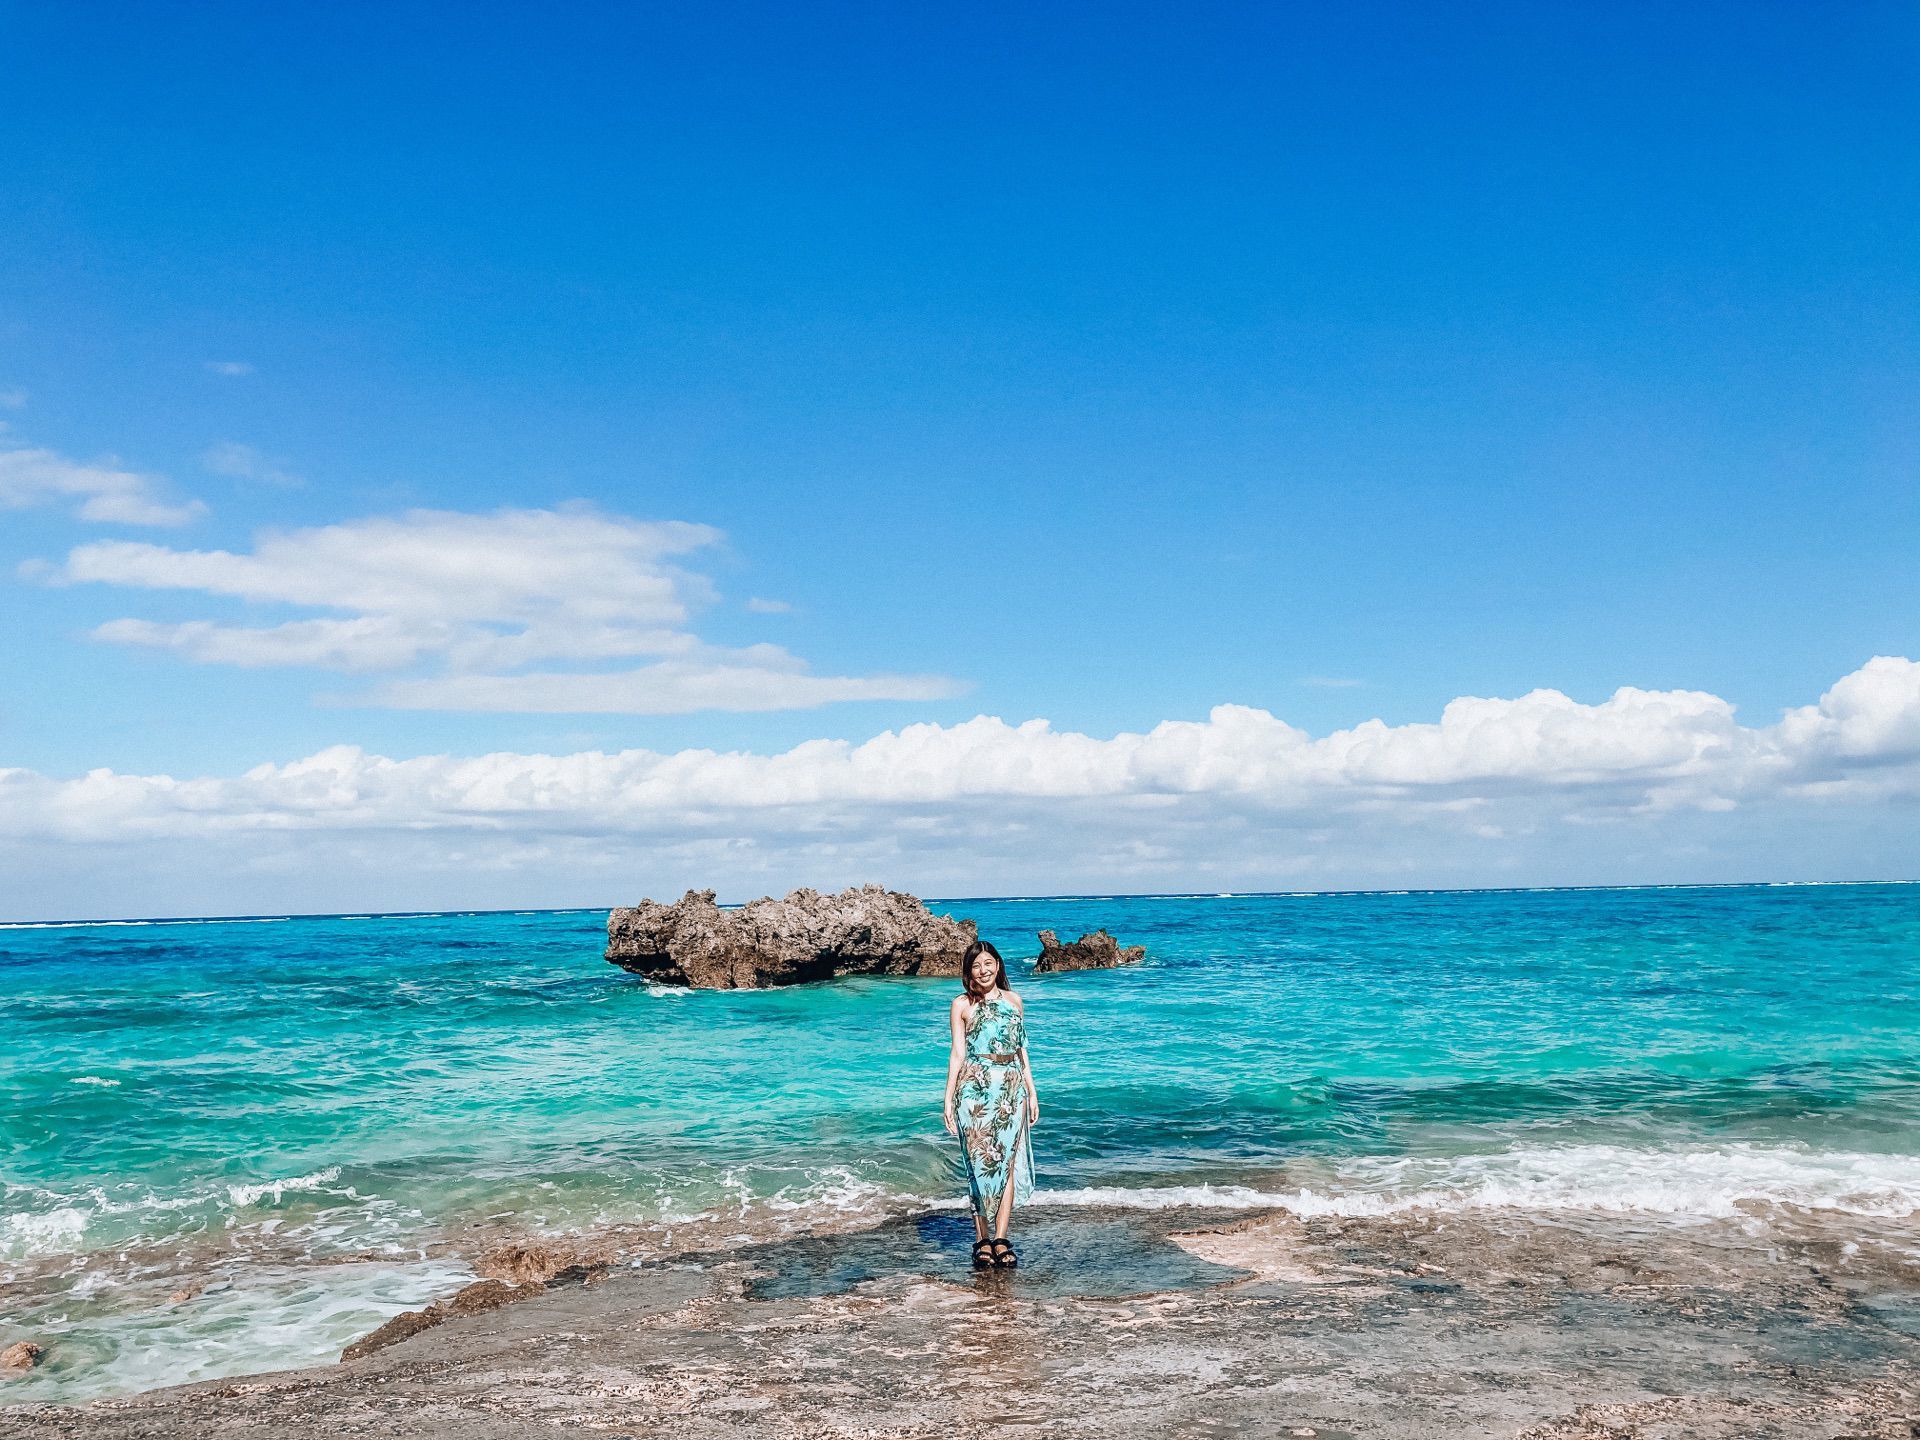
[2,2,1917,916]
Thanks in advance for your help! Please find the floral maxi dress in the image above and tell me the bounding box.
[957,993,1035,1221]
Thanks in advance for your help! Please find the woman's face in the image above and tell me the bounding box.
[969,952,999,992]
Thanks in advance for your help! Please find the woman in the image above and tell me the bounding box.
[943,938,1039,1268]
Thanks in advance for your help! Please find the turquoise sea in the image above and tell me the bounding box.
[4,883,1919,1403]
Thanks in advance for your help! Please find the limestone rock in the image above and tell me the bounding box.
[1030,929,1145,973]
[340,1280,531,1363]
[605,885,977,989]
[0,1341,42,1374]
[474,1244,579,1282]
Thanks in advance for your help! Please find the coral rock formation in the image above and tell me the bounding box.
[1030,928,1146,972]
[606,885,977,989]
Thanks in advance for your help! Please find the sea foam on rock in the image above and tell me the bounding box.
[605,885,977,990]
[1031,929,1146,972]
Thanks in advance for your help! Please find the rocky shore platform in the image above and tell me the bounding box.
[5,1204,1916,1439]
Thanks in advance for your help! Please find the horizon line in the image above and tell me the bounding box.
[3,877,1916,929]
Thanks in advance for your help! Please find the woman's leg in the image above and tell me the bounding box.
[992,1127,1025,1240]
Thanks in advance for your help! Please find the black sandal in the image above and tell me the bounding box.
[971,1239,995,1270]
[990,1238,1017,1268]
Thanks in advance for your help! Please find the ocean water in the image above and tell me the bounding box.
[3,883,1918,1403]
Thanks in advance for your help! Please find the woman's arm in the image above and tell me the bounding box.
[943,998,966,1137]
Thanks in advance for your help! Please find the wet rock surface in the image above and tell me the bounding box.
[473,1239,610,1287]
[1030,928,1146,972]
[338,1280,535,1362]
[5,1205,1916,1437]
[0,1346,40,1378]
[606,885,977,989]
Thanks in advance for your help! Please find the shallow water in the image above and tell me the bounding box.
[3,883,1917,1402]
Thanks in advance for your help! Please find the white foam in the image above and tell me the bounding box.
[70,1076,122,1087]
[761,1167,911,1216]
[1036,1145,1920,1220]
[0,916,291,930]
[5,1257,474,1406]
[1,1206,89,1256]
[226,1167,348,1207]
[1033,1182,1298,1210]
[1,1167,367,1263]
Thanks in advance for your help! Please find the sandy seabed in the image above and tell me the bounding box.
[3,1202,1917,1439]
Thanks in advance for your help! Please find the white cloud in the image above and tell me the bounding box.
[202,441,302,489]
[50,504,961,713]
[204,360,254,377]
[1301,675,1364,688]
[4,658,1915,851]
[92,616,453,671]
[0,444,206,526]
[60,506,713,622]
[0,388,26,410]
[745,596,793,614]
[371,651,960,714]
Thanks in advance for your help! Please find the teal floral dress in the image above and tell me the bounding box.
[956,992,1035,1221]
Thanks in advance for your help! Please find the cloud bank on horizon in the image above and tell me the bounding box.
[4,447,1915,916]
[4,656,1915,918]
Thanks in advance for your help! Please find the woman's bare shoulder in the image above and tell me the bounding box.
[950,993,969,1014]
[1004,988,1025,1011]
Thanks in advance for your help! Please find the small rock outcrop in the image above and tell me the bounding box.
[606,885,978,990]
[1030,929,1145,973]
[0,1341,43,1375]
[477,1240,597,1286]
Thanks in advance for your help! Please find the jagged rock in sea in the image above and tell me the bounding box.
[0,1340,43,1375]
[1030,928,1146,973]
[605,885,978,990]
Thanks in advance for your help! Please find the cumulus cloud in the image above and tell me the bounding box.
[204,360,254,377]
[5,658,1916,851]
[5,657,1917,916]
[49,504,961,713]
[0,444,207,527]
[745,597,793,614]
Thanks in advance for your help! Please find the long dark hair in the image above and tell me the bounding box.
[960,939,1008,999]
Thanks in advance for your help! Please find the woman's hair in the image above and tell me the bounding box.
[960,938,1007,998]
